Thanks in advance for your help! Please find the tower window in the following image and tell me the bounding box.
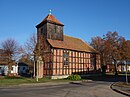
[55,25,57,33]
[41,28,43,34]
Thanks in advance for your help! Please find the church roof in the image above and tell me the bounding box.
[36,14,64,28]
[47,35,97,53]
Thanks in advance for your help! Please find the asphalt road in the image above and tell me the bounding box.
[0,81,126,97]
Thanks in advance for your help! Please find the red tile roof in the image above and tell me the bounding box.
[47,35,97,53]
[36,14,64,28]
[0,49,9,65]
[0,49,5,53]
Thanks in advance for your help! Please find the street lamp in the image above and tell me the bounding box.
[125,61,128,84]
[36,56,39,82]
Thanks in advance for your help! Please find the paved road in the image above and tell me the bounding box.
[0,81,126,97]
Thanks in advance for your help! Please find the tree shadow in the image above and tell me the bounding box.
[81,74,130,82]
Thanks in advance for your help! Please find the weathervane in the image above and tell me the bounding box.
[49,9,52,15]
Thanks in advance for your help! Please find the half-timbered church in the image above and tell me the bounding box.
[35,13,100,79]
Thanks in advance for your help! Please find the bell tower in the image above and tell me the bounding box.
[36,13,64,41]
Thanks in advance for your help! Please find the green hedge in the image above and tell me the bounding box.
[67,74,81,80]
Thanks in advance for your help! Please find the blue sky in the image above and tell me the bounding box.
[0,0,130,45]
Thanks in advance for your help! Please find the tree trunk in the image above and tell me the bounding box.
[113,59,118,76]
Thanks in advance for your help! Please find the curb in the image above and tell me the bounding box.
[0,82,70,89]
[0,80,92,89]
[69,80,93,86]
[21,81,70,86]
[110,82,130,97]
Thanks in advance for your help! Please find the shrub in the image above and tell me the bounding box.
[67,74,81,80]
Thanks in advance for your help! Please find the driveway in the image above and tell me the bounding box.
[0,81,126,97]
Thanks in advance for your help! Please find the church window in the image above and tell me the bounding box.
[63,51,69,66]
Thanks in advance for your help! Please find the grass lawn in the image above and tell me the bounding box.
[106,72,130,76]
[0,76,70,87]
[114,82,130,87]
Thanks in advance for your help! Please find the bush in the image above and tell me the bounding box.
[67,74,81,80]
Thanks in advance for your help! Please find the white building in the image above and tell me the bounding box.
[0,65,8,75]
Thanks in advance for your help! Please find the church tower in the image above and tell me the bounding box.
[36,13,64,41]
[35,13,64,78]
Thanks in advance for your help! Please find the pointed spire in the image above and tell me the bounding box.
[36,13,64,28]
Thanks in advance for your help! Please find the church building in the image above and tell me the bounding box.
[35,13,100,79]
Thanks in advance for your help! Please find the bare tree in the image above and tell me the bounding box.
[1,38,19,59]
[23,33,37,77]
[1,38,20,73]
[24,32,37,59]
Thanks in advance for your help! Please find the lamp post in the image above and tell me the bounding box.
[125,61,128,84]
[36,56,38,82]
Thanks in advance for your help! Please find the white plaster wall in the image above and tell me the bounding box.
[0,65,8,75]
[11,65,18,74]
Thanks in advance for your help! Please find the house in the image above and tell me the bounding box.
[10,62,18,75]
[0,49,33,76]
[18,54,34,75]
[118,62,130,72]
[35,13,100,79]
[10,61,32,76]
[18,62,28,75]
[0,49,9,75]
[106,61,130,73]
[0,49,18,76]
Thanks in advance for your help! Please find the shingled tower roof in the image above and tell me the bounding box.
[36,14,64,28]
